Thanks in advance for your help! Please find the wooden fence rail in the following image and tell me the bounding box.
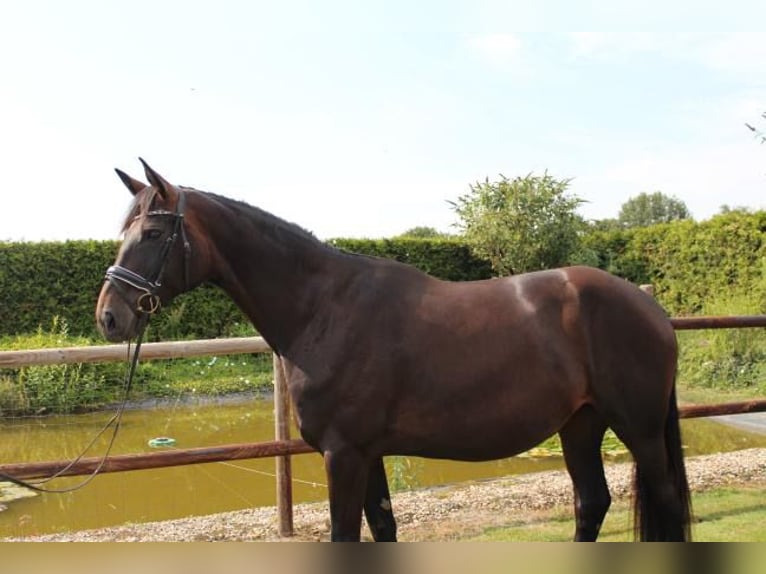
[0,336,271,368]
[0,312,764,537]
[670,315,766,330]
[0,439,316,480]
[2,399,766,482]
[0,315,765,368]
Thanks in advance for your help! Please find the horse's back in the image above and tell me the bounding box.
[562,265,675,351]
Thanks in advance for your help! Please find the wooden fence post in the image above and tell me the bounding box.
[273,353,294,537]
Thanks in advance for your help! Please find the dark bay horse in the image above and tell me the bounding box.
[95,160,691,542]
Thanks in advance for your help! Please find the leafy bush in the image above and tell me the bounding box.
[451,173,586,275]
[0,317,129,415]
[677,269,766,393]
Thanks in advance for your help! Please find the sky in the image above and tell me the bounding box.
[1,2,765,242]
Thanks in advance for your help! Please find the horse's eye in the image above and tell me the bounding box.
[143,228,163,241]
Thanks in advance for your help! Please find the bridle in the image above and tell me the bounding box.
[0,189,193,493]
[104,189,191,316]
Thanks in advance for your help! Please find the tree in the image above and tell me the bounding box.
[617,192,691,228]
[451,172,586,275]
[588,217,621,231]
[719,204,752,215]
[396,226,445,238]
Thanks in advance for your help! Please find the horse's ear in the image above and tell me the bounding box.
[115,169,147,196]
[139,158,176,200]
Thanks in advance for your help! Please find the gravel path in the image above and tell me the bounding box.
[6,448,766,542]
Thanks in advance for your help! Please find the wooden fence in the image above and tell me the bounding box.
[1,313,765,537]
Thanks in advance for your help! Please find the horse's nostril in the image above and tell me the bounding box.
[103,310,116,333]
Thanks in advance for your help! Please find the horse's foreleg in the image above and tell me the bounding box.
[559,405,611,542]
[324,447,370,542]
[363,457,397,541]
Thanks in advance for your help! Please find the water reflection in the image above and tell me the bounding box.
[1,399,764,538]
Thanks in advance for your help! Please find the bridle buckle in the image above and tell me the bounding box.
[136,292,162,315]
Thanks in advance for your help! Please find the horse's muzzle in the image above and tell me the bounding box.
[97,305,137,343]
[97,307,120,342]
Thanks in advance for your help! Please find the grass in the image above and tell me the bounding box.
[0,317,274,415]
[135,353,274,397]
[677,383,764,405]
[471,485,766,542]
[675,285,766,400]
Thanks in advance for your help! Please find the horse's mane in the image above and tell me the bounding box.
[118,185,383,272]
[202,191,394,268]
[201,189,320,244]
[121,185,319,245]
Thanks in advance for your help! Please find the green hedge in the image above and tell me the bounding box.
[0,240,119,338]
[329,237,493,282]
[3,214,763,341]
[0,238,492,340]
[647,212,766,314]
[583,211,766,315]
[584,212,766,393]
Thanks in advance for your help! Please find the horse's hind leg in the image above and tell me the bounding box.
[363,457,398,541]
[559,405,611,542]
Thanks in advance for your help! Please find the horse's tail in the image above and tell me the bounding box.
[632,384,693,541]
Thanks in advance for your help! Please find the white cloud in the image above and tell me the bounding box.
[567,32,766,84]
[697,33,766,81]
[464,33,523,67]
[567,32,666,59]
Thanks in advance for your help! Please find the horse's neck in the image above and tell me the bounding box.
[207,207,344,354]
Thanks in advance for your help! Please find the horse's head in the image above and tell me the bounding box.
[96,159,205,342]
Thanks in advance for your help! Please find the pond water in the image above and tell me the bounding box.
[1,397,765,538]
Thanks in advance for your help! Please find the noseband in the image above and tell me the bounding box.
[104,190,191,315]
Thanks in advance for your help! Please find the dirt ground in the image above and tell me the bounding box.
[6,448,766,542]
